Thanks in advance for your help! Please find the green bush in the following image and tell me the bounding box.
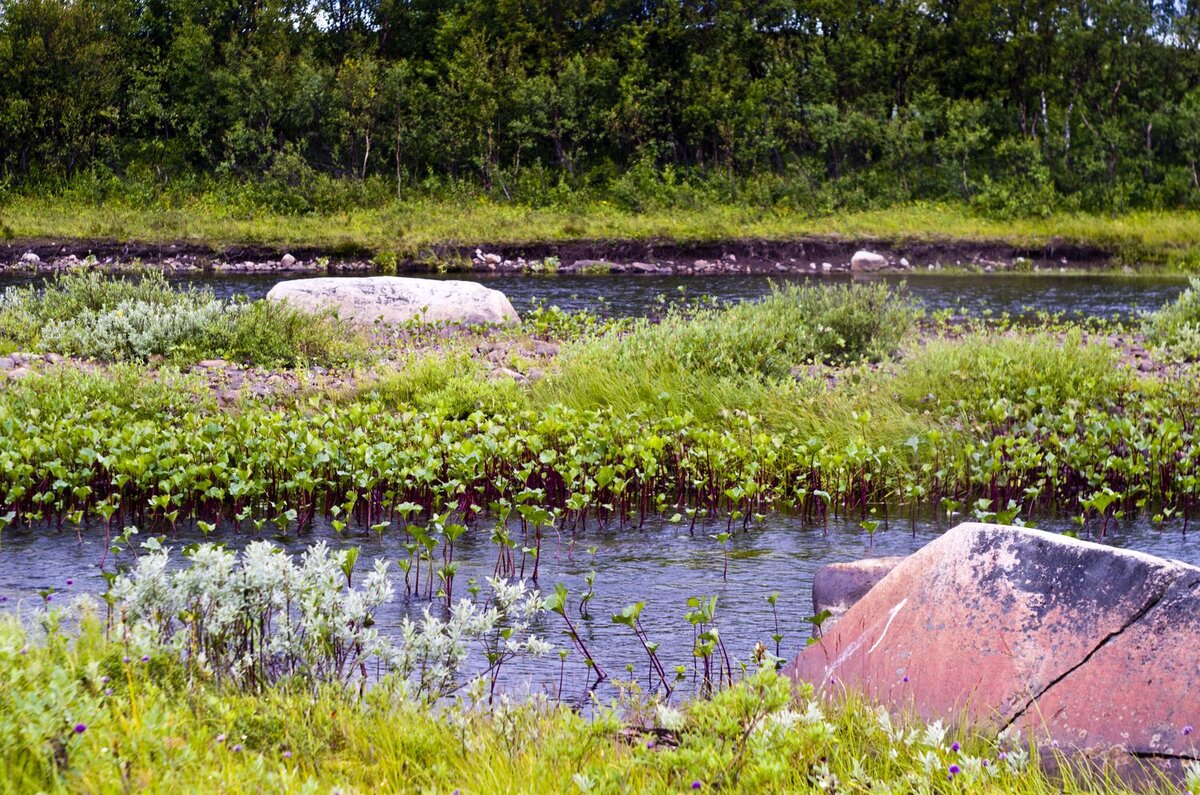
[1143,277,1200,360]
[891,329,1132,417]
[364,353,526,417]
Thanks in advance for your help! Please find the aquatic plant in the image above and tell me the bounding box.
[1,353,1199,539]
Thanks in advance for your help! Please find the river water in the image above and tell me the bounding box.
[0,271,1189,319]
[1,514,1195,702]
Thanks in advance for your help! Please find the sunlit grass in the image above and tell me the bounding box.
[7,195,1200,266]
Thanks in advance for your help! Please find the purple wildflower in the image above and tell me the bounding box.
[998,752,1008,761]
[140,655,150,663]
[691,781,702,790]
[122,655,130,664]
[215,734,226,744]
[73,723,87,734]
[282,751,292,759]
[0,594,8,603]
[951,741,960,753]
[66,579,74,586]
[232,744,243,753]
[104,689,112,696]
[902,674,909,683]
[948,764,961,777]
[1184,725,1194,737]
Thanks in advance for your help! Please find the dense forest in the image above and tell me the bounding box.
[3,0,1200,215]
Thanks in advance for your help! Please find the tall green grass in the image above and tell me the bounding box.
[535,282,917,425]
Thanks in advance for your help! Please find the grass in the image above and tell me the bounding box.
[0,613,1170,795]
[534,282,918,427]
[8,193,1200,267]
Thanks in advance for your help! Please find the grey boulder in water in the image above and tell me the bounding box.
[266,276,519,326]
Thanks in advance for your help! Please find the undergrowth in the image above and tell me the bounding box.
[0,270,363,367]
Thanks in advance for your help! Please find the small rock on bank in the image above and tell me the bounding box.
[850,250,888,272]
[786,522,1200,780]
[266,276,519,326]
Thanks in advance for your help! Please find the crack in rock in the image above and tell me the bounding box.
[999,576,1176,733]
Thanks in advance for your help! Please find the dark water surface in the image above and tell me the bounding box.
[0,271,1190,319]
[1,515,1195,701]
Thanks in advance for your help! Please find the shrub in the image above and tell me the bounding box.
[203,299,363,368]
[0,270,362,367]
[111,541,550,695]
[890,329,1132,417]
[365,353,526,417]
[1143,277,1200,360]
[41,297,231,360]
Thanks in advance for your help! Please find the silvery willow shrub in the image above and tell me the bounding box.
[0,269,359,366]
[41,297,233,360]
[1144,276,1200,360]
[395,577,551,699]
[110,540,550,696]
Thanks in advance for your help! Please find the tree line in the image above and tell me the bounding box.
[3,0,1200,214]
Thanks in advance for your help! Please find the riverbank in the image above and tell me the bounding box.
[5,198,1200,272]
[0,274,1195,532]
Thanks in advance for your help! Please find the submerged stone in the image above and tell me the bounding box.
[811,556,906,630]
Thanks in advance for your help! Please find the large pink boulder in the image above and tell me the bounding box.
[785,523,1200,772]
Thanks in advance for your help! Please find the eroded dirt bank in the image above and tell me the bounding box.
[0,236,1116,275]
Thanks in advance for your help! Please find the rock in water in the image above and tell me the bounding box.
[811,557,906,630]
[850,250,888,272]
[786,522,1200,777]
[266,277,519,326]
